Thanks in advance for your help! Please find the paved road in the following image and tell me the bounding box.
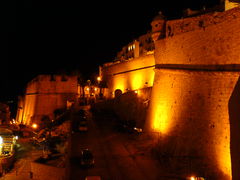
[69,109,162,180]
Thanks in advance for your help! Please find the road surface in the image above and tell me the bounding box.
[69,109,162,180]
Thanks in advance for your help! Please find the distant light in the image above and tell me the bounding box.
[15,136,18,140]
[86,87,90,91]
[0,136,3,145]
[134,127,143,132]
[94,88,97,91]
[134,90,138,94]
[32,123,38,129]
[188,176,205,180]
[97,77,101,81]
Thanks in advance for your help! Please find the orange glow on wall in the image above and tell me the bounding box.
[215,119,232,179]
[112,67,154,95]
[22,94,37,125]
[152,101,171,134]
[113,75,125,93]
[131,72,143,90]
[225,0,239,10]
[148,71,176,135]
[103,54,155,97]
[218,148,232,179]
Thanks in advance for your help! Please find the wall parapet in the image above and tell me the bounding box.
[166,7,240,38]
[154,7,240,66]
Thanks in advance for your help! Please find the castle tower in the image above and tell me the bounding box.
[151,11,166,42]
[146,8,240,180]
[17,75,78,126]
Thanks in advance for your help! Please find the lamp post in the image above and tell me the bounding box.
[97,76,103,99]
[97,76,101,84]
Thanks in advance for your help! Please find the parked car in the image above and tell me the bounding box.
[80,149,94,167]
[133,127,143,134]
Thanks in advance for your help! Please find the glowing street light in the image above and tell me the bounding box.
[0,136,3,145]
[32,123,38,129]
[97,76,101,82]
[188,176,205,180]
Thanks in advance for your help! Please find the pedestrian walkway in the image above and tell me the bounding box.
[0,150,43,180]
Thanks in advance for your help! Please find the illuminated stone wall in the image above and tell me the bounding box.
[100,32,155,98]
[17,75,78,125]
[147,7,240,180]
[156,8,240,65]
[101,54,155,98]
[225,0,239,10]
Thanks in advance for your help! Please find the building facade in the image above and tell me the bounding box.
[100,32,155,98]
[16,75,78,126]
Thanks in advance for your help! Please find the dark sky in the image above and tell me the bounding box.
[1,0,219,103]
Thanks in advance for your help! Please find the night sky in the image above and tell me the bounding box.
[1,0,219,107]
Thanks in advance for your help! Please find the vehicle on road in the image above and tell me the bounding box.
[133,127,143,134]
[80,149,94,167]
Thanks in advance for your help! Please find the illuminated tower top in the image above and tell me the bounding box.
[151,11,166,42]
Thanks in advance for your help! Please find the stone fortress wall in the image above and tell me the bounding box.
[100,4,240,179]
[147,6,240,180]
[100,32,155,98]
[16,75,78,125]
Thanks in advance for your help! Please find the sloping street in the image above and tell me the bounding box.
[68,108,162,180]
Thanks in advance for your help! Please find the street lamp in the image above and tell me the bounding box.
[97,76,101,84]
[187,176,205,180]
[32,123,38,129]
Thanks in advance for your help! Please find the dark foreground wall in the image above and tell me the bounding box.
[92,87,152,128]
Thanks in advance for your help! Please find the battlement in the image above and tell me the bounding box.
[17,74,78,125]
[29,74,72,83]
[147,6,240,179]
[26,75,78,94]
[166,7,240,38]
[154,7,240,66]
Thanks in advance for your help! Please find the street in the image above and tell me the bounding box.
[69,108,162,180]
